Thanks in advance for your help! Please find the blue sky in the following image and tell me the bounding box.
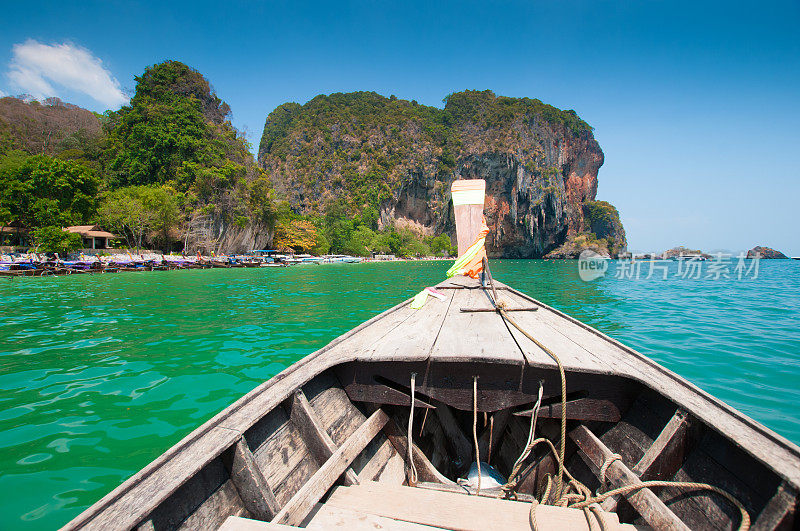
[1,0,798,255]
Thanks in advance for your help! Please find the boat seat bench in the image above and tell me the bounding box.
[219,481,643,530]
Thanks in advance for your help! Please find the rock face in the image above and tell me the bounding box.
[258,90,625,258]
[747,246,788,259]
[182,214,274,254]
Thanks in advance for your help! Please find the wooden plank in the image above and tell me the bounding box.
[305,504,437,530]
[272,453,319,507]
[428,288,526,364]
[142,458,236,531]
[377,452,406,484]
[451,179,485,257]
[176,480,248,530]
[62,425,242,531]
[290,390,359,485]
[273,409,389,526]
[228,437,281,520]
[327,403,367,447]
[431,400,473,468]
[570,424,691,531]
[634,409,692,479]
[752,482,797,531]
[516,397,625,422]
[414,480,536,502]
[498,291,612,372]
[363,290,455,362]
[309,378,364,433]
[379,414,454,485]
[358,438,397,482]
[307,301,418,365]
[252,415,312,491]
[219,515,299,530]
[602,409,693,512]
[324,481,630,530]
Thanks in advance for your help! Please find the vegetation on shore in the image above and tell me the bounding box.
[2,63,597,257]
[0,62,458,257]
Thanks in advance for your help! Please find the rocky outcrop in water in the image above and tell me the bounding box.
[747,246,788,259]
[258,90,625,258]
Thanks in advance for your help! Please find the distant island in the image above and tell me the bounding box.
[0,60,626,259]
[746,246,788,259]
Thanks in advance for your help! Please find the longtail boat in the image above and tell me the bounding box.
[64,181,800,530]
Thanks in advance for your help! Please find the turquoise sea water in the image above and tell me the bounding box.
[1,259,799,529]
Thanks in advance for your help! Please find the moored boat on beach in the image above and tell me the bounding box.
[61,180,800,530]
[321,254,363,263]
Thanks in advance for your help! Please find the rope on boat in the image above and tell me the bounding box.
[407,373,418,486]
[599,453,622,493]
[478,259,751,530]
[504,382,543,499]
[487,415,494,464]
[472,376,481,495]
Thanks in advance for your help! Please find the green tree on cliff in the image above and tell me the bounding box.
[99,185,178,252]
[0,152,99,230]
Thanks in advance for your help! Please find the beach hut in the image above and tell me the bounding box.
[64,225,117,250]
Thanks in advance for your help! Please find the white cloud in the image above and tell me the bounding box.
[6,40,128,108]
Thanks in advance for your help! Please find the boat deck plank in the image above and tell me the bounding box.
[428,288,525,365]
[495,290,614,373]
[354,290,455,362]
[322,481,635,530]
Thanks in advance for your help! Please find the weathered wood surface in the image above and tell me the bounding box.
[414,480,537,502]
[63,425,243,531]
[218,515,297,530]
[428,288,526,365]
[752,482,797,530]
[138,458,244,531]
[634,409,693,480]
[601,409,694,512]
[451,179,485,257]
[570,424,691,531]
[431,400,473,467]
[272,409,389,526]
[516,397,625,423]
[324,481,635,530]
[356,437,396,482]
[357,289,454,362]
[249,408,316,503]
[174,480,247,530]
[304,504,437,530]
[379,414,455,485]
[289,390,359,485]
[228,437,281,520]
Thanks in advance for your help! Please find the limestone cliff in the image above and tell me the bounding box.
[258,90,623,257]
